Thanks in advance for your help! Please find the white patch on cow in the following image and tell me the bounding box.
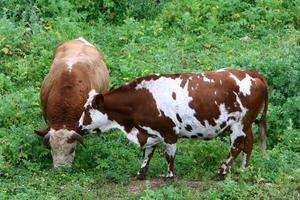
[84,89,98,108]
[81,107,119,132]
[226,156,233,165]
[79,89,98,127]
[202,73,215,83]
[214,91,217,95]
[85,109,111,131]
[77,37,95,47]
[135,76,249,140]
[49,129,78,168]
[141,126,161,138]
[241,152,248,168]
[166,170,174,178]
[125,128,140,146]
[78,113,84,128]
[140,146,154,168]
[218,104,228,122]
[217,68,227,72]
[165,143,176,157]
[136,76,201,135]
[140,126,164,147]
[165,143,176,177]
[229,93,248,147]
[229,73,253,96]
[234,92,248,114]
[65,60,75,72]
[220,164,228,174]
[81,105,141,146]
[214,101,218,105]
[220,80,222,85]
[221,164,227,170]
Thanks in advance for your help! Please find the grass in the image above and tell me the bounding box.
[1,0,300,199]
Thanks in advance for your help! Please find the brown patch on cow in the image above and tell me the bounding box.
[137,131,149,147]
[187,72,245,127]
[172,92,176,100]
[186,75,221,126]
[228,116,236,121]
[231,136,245,151]
[180,78,188,88]
[220,121,227,129]
[202,72,217,83]
[105,87,177,142]
[176,113,182,123]
[197,133,203,137]
[82,109,92,126]
[185,124,193,132]
[227,68,247,81]
[117,74,162,91]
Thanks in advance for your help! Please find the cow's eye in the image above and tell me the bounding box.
[70,147,75,154]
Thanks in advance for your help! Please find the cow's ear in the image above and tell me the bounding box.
[34,127,49,137]
[94,94,104,106]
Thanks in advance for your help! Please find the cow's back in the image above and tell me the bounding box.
[106,69,267,139]
[41,38,109,130]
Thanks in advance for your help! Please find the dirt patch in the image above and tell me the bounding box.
[127,177,208,194]
[127,177,175,194]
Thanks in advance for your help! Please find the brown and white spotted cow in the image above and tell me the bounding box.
[79,68,268,180]
[35,37,109,167]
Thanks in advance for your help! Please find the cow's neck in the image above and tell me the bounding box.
[102,92,135,133]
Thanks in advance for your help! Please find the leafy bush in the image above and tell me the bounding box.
[159,0,300,36]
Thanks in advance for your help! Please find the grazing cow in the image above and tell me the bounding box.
[35,37,109,167]
[79,68,268,180]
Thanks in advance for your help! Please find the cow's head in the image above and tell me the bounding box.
[35,128,83,167]
[79,91,109,132]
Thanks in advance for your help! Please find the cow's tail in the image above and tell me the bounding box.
[249,70,268,155]
[256,93,268,155]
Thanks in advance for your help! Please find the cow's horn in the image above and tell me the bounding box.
[68,132,84,145]
[43,133,51,148]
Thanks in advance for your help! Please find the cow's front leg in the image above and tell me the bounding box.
[132,145,156,180]
[164,143,177,179]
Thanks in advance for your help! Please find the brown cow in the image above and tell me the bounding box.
[35,37,109,167]
[79,68,268,180]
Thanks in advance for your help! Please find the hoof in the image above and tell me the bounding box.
[131,174,146,181]
[211,174,226,181]
[159,174,175,181]
[163,176,175,182]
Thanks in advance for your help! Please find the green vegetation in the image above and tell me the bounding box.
[1,0,299,199]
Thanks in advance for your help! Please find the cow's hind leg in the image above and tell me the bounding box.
[164,143,176,179]
[133,145,156,180]
[213,123,245,181]
[241,127,253,168]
